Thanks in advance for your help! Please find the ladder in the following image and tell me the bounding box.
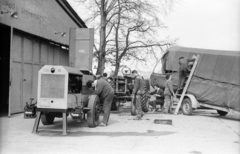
[173,55,200,115]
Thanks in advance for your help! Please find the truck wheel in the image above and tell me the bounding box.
[141,80,150,112]
[182,98,193,115]
[111,97,120,111]
[131,99,137,116]
[41,112,55,125]
[217,110,228,116]
[87,95,100,128]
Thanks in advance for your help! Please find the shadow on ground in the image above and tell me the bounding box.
[36,130,176,137]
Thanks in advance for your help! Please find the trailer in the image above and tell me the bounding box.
[150,46,240,115]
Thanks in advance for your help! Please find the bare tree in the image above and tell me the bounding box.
[73,0,176,75]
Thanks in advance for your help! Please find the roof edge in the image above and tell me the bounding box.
[56,0,87,28]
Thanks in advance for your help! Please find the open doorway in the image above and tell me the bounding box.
[0,24,11,116]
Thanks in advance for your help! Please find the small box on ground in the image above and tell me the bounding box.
[154,119,172,125]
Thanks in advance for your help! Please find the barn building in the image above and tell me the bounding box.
[0,0,87,116]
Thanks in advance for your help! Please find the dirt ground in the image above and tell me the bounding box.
[0,102,240,154]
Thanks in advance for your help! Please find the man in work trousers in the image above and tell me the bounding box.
[149,84,164,113]
[87,78,114,127]
[178,56,196,93]
[164,74,176,114]
[131,70,145,120]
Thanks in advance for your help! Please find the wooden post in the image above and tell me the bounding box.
[32,111,42,133]
[62,112,68,135]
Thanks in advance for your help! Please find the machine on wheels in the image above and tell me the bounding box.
[111,66,150,113]
[31,65,97,135]
[111,67,134,111]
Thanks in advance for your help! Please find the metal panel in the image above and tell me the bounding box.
[33,40,40,64]
[41,42,48,65]
[53,46,61,65]
[62,48,69,66]
[69,28,94,71]
[11,62,22,113]
[23,36,33,63]
[23,64,33,108]
[12,33,22,62]
[48,45,54,65]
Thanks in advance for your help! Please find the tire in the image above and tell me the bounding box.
[111,97,120,111]
[141,80,150,112]
[217,110,228,116]
[87,95,100,128]
[131,98,136,116]
[182,98,193,115]
[41,112,55,125]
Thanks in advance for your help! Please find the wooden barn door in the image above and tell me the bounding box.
[9,30,69,115]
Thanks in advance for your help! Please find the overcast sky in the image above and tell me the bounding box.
[68,0,240,73]
[165,0,240,51]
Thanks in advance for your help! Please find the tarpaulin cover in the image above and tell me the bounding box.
[154,46,240,111]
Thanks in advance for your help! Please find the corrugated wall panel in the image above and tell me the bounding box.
[10,31,69,114]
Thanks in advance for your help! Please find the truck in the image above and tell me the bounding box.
[150,46,240,116]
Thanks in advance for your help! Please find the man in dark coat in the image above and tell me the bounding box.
[87,78,114,127]
[178,56,196,93]
[164,74,176,114]
[131,70,145,120]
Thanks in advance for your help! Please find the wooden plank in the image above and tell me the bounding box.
[8,26,13,117]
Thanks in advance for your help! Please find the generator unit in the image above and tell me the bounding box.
[32,65,94,135]
[37,65,91,110]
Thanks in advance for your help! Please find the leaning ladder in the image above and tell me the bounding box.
[173,55,200,115]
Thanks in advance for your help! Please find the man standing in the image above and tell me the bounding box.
[103,73,108,80]
[131,70,145,120]
[178,56,196,93]
[164,74,176,114]
[86,78,114,127]
[107,77,115,90]
[149,84,164,113]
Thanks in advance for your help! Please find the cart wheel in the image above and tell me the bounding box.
[217,110,228,116]
[131,99,137,116]
[182,98,193,115]
[87,95,100,128]
[41,112,55,125]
